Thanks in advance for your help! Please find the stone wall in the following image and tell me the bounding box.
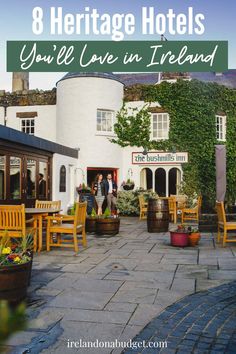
[0,89,56,106]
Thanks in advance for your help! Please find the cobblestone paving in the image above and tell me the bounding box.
[123,281,236,354]
[3,218,236,354]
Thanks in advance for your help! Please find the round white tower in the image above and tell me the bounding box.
[56,72,124,182]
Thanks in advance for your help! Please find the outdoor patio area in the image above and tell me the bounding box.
[4,217,236,354]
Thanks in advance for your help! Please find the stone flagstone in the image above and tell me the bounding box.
[4,217,236,354]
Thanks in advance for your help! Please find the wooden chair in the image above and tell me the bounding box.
[216,201,236,246]
[46,202,87,252]
[168,196,177,223]
[171,194,187,214]
[138,195,148,220]
[181,196,202,223]
[0,204,37,250]
[35,200,61,210]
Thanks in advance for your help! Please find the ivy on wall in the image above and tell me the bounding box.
[112,80,236,211]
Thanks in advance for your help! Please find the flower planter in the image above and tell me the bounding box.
[123,184,135,191]
[0,261,32,306]
[96,218,120,236]
[170,231,189,247]
[189,232,201,247]
[86,217,98,233]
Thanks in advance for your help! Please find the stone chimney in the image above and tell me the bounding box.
[12,72,29,92]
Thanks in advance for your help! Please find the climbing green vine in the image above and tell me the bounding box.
[112,80,236,211]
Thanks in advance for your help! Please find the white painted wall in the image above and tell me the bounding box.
[52,153,78,213]
[56,76,124,183]
[0,107,4,125]
[5,105,57,142]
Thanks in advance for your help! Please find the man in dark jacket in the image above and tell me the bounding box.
[104,173,117,211]
[39,173,46,199]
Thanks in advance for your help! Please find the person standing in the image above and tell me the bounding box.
[39,173,46,199]
[104,173,117,212]
[93,174,105,216]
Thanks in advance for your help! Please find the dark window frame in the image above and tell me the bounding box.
[59,165,66,192]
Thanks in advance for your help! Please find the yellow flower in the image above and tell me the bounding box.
[13,256,21,263]
[2,247,11,255]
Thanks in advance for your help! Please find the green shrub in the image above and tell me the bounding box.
[0,301,26,348]
[117,189,158,216]
[117,190,139,215]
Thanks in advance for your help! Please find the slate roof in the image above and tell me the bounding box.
[58,72,124,85]
[116,71,236,88]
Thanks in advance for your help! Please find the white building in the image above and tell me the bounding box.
[0,72,199,211]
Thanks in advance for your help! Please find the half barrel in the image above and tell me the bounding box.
[147,198,169,232]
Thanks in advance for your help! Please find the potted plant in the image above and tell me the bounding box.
[170,224,190,247]
[188,227,201,246]
[96,207,120,236]
[86,208,98,233]
[121,179,135,191]
[76,183,91,194]
[0,234,33,306]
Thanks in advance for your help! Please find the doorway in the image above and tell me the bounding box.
[169,168,181,195]
[140,168,153,190]
[155,168,166,196]
[87,168,118,187]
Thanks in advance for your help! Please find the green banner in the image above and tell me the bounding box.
[7,40,228,72]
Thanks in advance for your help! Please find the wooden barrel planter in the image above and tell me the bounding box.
[96,218,120,236]
[86,217,98,233]
[147,198,169,233]
[0,261,32,306]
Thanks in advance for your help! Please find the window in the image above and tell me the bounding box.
[59,165,66,192]
[21,119,35,135]
[39,161,48,199]
[216,115,226,141]
[10,156,21,199]
[26,159,36,199]
[151,113,170,140]
[97,110,114,133]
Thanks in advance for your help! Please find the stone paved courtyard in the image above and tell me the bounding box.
[4,217,236,354]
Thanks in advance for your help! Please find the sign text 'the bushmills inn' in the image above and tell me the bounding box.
[132,152,188,165]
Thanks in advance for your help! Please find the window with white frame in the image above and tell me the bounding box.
[97,110,114,133]
[151,113,170,140]
[21,118,35,135]
[216,115,226,141]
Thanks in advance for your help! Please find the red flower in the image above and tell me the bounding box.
[7,254,20,262]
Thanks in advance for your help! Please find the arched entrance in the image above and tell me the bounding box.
[140,168,153,190]
[155,168,166,196]
[169,168,181,195]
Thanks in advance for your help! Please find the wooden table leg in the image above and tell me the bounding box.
[38,215,43,253]
[33,218,38,252]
